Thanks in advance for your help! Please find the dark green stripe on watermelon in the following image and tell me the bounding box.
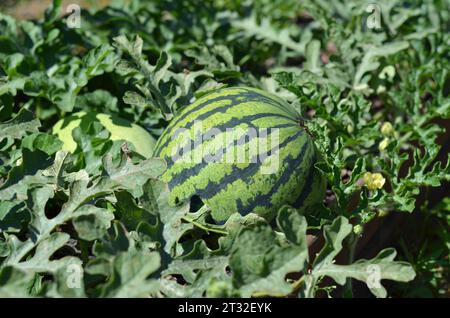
[162,88,294,134]
[234,139,313,217]
[154,87,326,221]
[163,121,297,172]
[155,95,297,155]
[168,130,304,198]
[156,112,297,160]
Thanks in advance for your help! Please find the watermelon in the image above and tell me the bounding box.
[154,87,326,221]
[53,111,156,158]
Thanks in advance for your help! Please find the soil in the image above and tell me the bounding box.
[0,0,110,20]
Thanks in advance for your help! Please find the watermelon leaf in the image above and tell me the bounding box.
[228,211,414,297]
[301,217,415,298]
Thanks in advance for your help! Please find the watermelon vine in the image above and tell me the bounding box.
[0,0,448,298]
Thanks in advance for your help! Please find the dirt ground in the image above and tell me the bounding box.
[0,0,110,19]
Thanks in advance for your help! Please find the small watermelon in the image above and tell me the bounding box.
[53,111,156,158]
[154,87,326,221]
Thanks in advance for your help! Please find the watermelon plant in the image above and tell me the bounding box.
[0,0,448,298]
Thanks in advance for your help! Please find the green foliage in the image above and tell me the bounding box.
[0,0,448,298]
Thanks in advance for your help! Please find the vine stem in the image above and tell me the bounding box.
[291,275,306,293]
[343,231,359,297]
[181,216,229,235]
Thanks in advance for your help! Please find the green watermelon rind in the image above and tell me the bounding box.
[154,87,326,221]
[53,111,156,158]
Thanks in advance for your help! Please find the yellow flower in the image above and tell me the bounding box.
[381,122,395,136]
[378,137,390,151]
[363,172,386,191]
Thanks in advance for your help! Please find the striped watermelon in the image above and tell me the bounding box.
[154,87,326,222]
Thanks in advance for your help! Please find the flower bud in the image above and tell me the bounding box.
[353,224,363,235]
[381,122,395,137]
[378,137,390,151]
